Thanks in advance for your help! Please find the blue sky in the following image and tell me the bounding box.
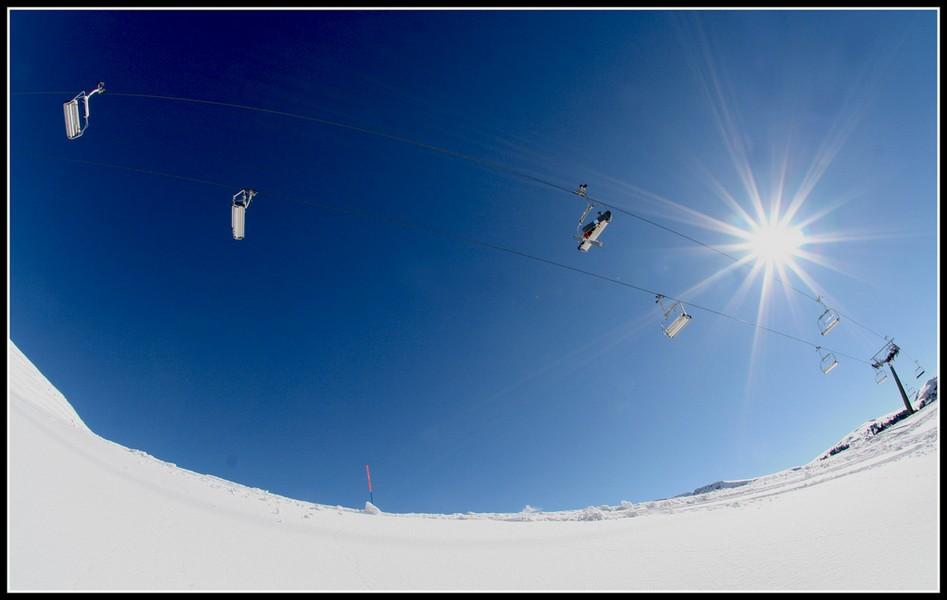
[10,10,938,514]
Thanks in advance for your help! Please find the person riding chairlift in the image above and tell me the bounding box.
[581,210,611,239]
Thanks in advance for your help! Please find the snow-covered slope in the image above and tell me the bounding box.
[813,376,938,462]
[8,340,90,433]
[8,340,939,590]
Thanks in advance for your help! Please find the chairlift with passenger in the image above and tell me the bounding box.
[656,294,692,339]
[231,189,258,240]
[575,195,612,252]
[817,346,838,374]
[816,296,841,336]
[63,82,106,140]
[871,338,900,366]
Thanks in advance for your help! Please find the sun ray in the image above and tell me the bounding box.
[691,18,767,227]
[792,248,851,275]
[782,257,829,300]
[610,179,754,241]
[781,37,900,228]
[746,263,775,389]
[770,142,791,229]
[695,162,759,230]
[803,229,923,245]
[722,259,766,317]
[790,197,851,230]
[673,254,756,300]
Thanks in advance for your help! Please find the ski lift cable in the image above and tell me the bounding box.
[12,90,833,266]
[40,153,870,366]
[17,89,893,347]
[58,157,237,190]
[272,192,871,365]
[100,93,756,262]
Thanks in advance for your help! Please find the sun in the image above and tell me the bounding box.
[747,221,806,267]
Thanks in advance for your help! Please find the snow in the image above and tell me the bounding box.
[813,376,938,462]
[8,340,940,590]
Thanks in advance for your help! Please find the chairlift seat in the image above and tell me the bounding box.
[663,311,692,338]
[231,189,257,240]
[820,354,838,374]
[63,96,83,139]
[817,347,838,374]
[656,295,692,339]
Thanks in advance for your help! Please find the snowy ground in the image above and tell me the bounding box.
[8,340,940,590]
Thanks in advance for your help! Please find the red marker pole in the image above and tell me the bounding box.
[365,464,374,505]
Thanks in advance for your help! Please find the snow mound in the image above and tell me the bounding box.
[364,501,382,515]
[689,479,754,496]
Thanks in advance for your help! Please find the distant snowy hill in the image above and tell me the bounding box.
[8,340,939,590]
[814,375,938,462]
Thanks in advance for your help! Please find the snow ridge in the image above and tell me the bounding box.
[8,340,91,433]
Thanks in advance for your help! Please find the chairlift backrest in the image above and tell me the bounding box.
[664,310,692,338]
[231,189,257,240]
[232,204,246,240]
[63,98,82,139]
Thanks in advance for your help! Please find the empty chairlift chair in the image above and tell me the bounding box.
[231,189,258,240]
[63,82,106,140]
[817,347,838,374]
[873,362,887,384]
[816,296,841,336]
[656,294,692,339]
[914,361,926,380]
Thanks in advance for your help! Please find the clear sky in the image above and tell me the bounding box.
[10,9,938,514]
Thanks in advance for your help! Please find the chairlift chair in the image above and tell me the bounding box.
[816,296,841,336]
[657,294,692,339]
[914,361,926,379]
[231,189,258,240]
[575,202,612,252]
[63,82,105,140]
[872,363,887,384]
[817,347,838,374]
[871,338,900,366]
[575,183,589,198]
